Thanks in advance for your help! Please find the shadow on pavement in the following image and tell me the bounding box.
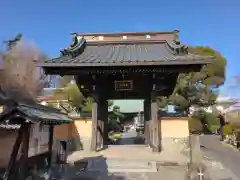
[50,156,126,180]
[118,136,145,145]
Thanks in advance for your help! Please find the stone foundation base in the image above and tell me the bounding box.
[159,137,190,165]
[161,137,189,151]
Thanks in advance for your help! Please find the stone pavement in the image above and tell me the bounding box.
[65,137,240,180]
[66,160,240,180]
[202,156,240,180]
[68,142,189,165]
[200,135,240,179]
[87,158,157,172]
[71,166,188,180]
[67,144,189,179]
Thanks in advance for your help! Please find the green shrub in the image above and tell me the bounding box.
[191,111,220,133]
[188,117,203,133]
[222,124,233,136]
[209,125,219,133]
[192,111,219,127]
[205,113,219,126]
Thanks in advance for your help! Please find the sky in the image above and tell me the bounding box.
[1,0,240,100]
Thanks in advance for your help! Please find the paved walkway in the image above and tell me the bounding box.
[200,135,240,180]
[119,130,140,145]
[64,134,240,179]
[64,164,187,180]
[67,134,189,180]
[68,144,188,164]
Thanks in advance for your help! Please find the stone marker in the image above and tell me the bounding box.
[189,135,202,164]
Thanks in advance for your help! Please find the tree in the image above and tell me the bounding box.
[53,76,114,113]
[52,83,85,113]
[108,100,114,109]
[168,46,226,112]
[156,96,168,109]
[3,33,22,51]
[109,105,125,123]
[58,76,74,88]
[81,97,93,113]
[0,34,49,104]
[108,105,125,133]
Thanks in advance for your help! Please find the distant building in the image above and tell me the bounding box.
[43,75,59,88]
[188,97,240,116]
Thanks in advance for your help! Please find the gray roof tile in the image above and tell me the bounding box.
[41,41,213,67]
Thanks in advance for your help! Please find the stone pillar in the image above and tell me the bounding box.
[189,135,202,164]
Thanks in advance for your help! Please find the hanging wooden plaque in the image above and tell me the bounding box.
[115,80,133,91]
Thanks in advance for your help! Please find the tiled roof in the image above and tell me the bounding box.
[16,103,73,125]
[0,123,20,130]
[38,38,213,67]
[0,102,73,125]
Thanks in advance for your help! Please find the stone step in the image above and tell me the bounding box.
[87,158,157,173]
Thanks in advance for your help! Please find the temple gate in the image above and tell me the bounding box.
[38,30,213,152]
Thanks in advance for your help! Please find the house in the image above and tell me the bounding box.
[0,122,51,168]
[37,88,91,151]
[0,101,72,179]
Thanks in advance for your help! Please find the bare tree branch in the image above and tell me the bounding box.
[0,39,48,104]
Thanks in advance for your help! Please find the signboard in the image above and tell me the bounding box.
[115,80,133,91]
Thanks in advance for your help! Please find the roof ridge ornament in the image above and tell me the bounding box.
[60,34,86,57]
[166,40,188,55]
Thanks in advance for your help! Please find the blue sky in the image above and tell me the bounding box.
[1,0,240,99]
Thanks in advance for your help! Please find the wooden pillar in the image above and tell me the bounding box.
[91,74,106,151]
[102,99,109,146]
[48,125,54,169]
[91,75,107,151]
[91,91,98,151]
[19,123,31,180]
[96,97,104,150]
[96,96,109,150]
[144,98,151,146]
[3,124,24,180]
